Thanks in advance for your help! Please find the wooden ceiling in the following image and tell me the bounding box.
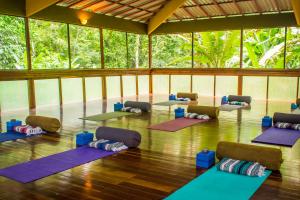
[56,0,293,23]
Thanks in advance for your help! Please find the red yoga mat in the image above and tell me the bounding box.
[148,118,208,132]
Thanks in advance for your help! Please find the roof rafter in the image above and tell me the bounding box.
[291,0,300,25]
[26,0,61,17]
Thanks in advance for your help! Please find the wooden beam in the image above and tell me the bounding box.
[26,0,61,17]
[82,77,86,104]
[0,0,25,17]
[292,0,300,25]
[153,13,297,34]
[102,76,107,100]
[148,0,187,35]
[28,79,36,109]
[238,76,243,95]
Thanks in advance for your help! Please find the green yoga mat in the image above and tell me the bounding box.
[80,112,133,121]
[165,166,271,200]
[153,101,189,106]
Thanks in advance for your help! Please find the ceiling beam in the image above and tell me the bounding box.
[147,0,187,35]
[291,0,300,25]
[26,0,61,17]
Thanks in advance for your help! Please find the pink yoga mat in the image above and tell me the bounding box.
[148,118,208,132]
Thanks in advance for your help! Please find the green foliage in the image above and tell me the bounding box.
[243,28,285,68]
[104,30,127,68]
[128,33,148,68]
[0,15,26,69]
[194,31,240,68]
[286,27,300,69]
[70,25,100,69]
[152,34,192,68]
[30,19,69,69]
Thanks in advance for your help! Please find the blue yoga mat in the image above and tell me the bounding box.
[0,132,28,143]
[165,166,271,200]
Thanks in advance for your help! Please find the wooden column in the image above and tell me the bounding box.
[283,26,287,69]
[120,75,123,98]
[82,77,86,104]
[191,32,194,68]
[296,77,299,99]
[27,79,36,109]
[149,74,153,94]
[67,24,72,69]
[238,76,243,95]
[169,75,171,94]
[100,28,105,69]
[58,78,63,106]
[240,28,243,69]
[148,35,152,94]
[102,76,107,100]
[136,75,139,96]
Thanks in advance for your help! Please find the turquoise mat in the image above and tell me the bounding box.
[165,166,271,200]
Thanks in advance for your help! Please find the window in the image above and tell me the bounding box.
[103,29,127,68]
[242,76,267,100]
[286,27,300,69]
[153,75,169,94]
[268,77,297,101]
[106,76,121,98]
[152,33,192,68]
[138,75,149,95]
[30,19,68,69]
[122,76,136,97]
[62,78,83,104]
[35,79,59,107]
[171,75,190,94]
[194,31,240,68]
[243,28,285,68]
[70,25,100,68]
[128,33,148,68]
[0,15,26,70]
[215,76,238,97]
[192,75,214,97]
[85,77,102,101]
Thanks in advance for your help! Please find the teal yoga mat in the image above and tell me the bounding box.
[165,166,271,200]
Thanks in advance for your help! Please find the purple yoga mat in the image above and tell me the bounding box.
[148,118,208,132]
[0,146,116,183]
[252,127,300,147]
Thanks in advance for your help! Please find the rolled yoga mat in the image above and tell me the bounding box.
[81,112,133,121]
[148,118,208,132]
[228,95,252,104]
[96,126,141,148]
[217,141,282,170]
[187,105,219,119]
[273,112,300,124]
[0,132,28,143]
[165,166,271,200]
[252,127,300,148]
[26,115,61,133]
[0,146,117,183]
[177,92,198,100]
[124,101,151,112]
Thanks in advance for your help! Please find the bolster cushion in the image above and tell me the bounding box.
[296,98,300,106]
[25,115,61,133]
[273,112,300,124]
[228,95,252,104]
[177,92,198,100]
[187,105,219,119]
[124,101,151,112]
[216,141,283,171]
[95,126,141,148]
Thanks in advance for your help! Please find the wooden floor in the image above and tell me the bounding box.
[0,95,300,200]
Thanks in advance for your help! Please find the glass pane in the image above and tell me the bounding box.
[30,19,68,69]
[286,27,300,69]
[122,76,136,97]
[62,78,83,104]
[243,28,285,68]
[215,76,238,97]
[35,79,59,107]
[153,75,169,94]
[268,77,297,101]
[152,33,192,68]
[0,81,28,111]
[138,75,149,95]
[192,75,214,96]
[103,29,127,68]
[171,75,191,94]
[128,33,148,68]
[194,30,240,68]
[0,15,27,70]
[106,76,121,98]
[70,25,100,69]
[85,77,102,101]
[242,76,267,100]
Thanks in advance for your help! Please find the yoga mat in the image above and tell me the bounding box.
[219,104,243,111]
[0,146,116,183]
[292,108,300,114]
[148,118,207,132]
[165,166,271,200]
[252,127,300,147]
[80,111,133,121]
[0,132,29,143]
[153,101,189,106]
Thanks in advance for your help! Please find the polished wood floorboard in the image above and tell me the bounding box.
[0,95,300,200]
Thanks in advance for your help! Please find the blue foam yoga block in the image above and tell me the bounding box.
[221,96,228,105]
[114,102,124,111]
[196,150,215,169]
[76,131,94,146]
[169,94,176,100]
[175,107,185,118]
[6,119,22,132]
[291,103,298,110]
[262,116,272,127]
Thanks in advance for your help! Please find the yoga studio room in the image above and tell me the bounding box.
[1,0,300,199]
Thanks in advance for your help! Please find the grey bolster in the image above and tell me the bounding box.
[273,112,300,124]
[124,101,151,112]
[228,95,252,104]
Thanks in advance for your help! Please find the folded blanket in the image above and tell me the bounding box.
[121,107,142,114]
[176,97,191,101]
[89,139,128,152]
[291,124,300,130]
[13,125,43,136]
[228,101,249,107]
[184,113,210,120]
[217,158,265,177]
[274,122,292,129]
